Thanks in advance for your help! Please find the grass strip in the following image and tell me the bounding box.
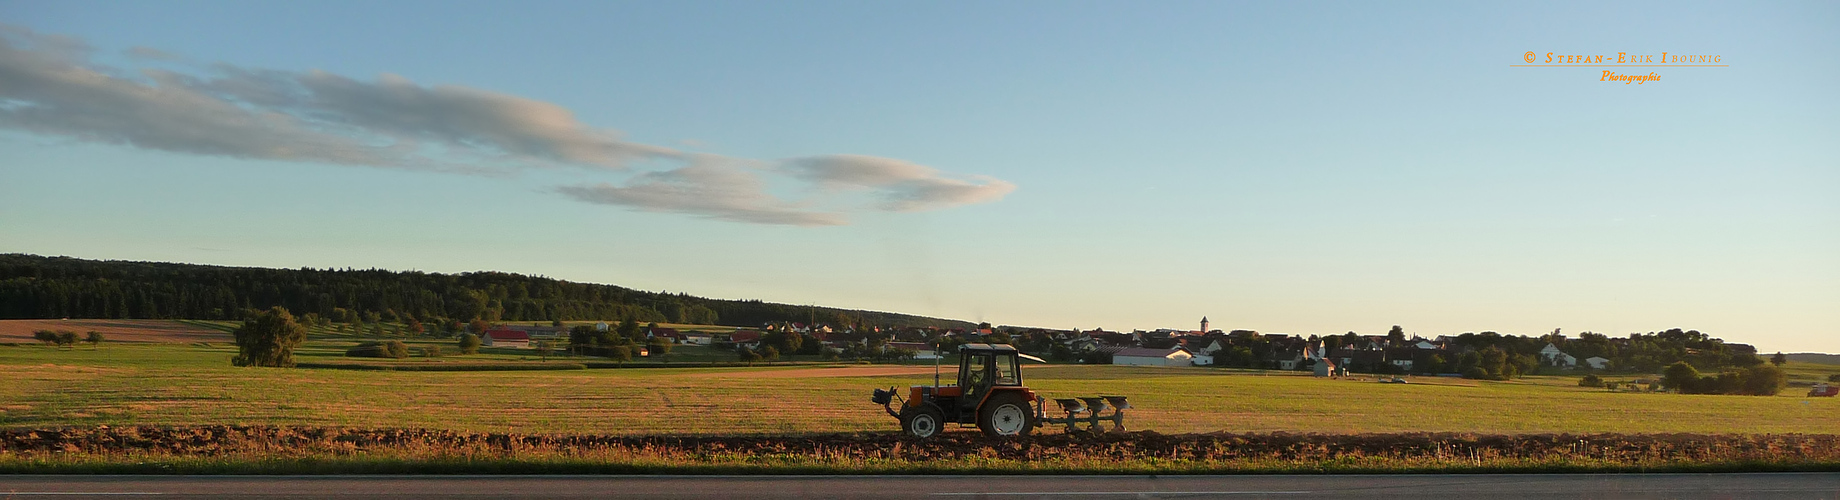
[4,426,1837,475]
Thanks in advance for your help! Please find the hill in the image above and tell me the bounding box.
[1785,353,1840,366]
[0,254,973,330]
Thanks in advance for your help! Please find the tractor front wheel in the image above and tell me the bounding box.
[900,404,945,439]
[978,393,1035,438]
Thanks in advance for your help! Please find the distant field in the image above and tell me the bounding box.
[1788,353,1840,365]
[0,319,231,344]
[1,342,1836,436]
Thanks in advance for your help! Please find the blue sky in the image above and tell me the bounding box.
[2,1,1835,352]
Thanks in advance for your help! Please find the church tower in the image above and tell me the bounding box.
[1200,316,1209,334]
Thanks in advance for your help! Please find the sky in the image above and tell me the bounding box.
[1,1,1835,353]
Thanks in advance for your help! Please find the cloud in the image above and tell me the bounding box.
[0,25,674,171]
[558,159,847,226]
[784,154,1018,212]
[0,25,1016,226]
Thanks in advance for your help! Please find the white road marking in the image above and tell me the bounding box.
[931,492,1309,496]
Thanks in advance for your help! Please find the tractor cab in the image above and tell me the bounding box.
[957,344,1024,406]
[872,343,1041,438]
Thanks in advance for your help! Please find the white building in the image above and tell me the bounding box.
[1584,356,1610,370]
[1540,343,1577,368]
[1112,347,1194,367]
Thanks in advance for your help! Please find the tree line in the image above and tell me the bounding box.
[0,254,973,330]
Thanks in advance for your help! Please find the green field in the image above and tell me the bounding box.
[3,341,1836,436]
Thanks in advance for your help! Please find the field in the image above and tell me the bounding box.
[0,319,231,344]
[2,342,1837,436]
[3,337,1836,474]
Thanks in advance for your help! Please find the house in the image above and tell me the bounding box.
[1584,356,1610,370]
[1305,341,1336,377]
[1112,347,1194,367]
[680,332,713,345]
[1539,343,1577,368]
[1314,356,1337,377]
[1267,347,1306,370]
[885,342,940,359]
[728,330,763,349]
[481,329,530,348]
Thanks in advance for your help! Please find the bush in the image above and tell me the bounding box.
[32,330,57,345]
[421,345,443,358]
[1829,374,1840,383]
[1579,374,1604,388]
[603,344,632,364]
[1739,365,1786,396]
[345,340,410,359]
[1661,361,1700,392]
[232,307,307,367]
[457,334,481,354]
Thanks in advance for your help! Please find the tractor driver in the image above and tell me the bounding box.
[962,352,993,402]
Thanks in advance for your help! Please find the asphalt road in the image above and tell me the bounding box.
[2,473,1836,499]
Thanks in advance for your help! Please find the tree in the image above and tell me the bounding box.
[762,331,802,355]
[1579,374,1604,388]
[604,344,632,365]
[1770,352,1787,366]
[1740,365,1787,396]
[1661,361,1700,393]
[984,330,1012,345]
[84,331,105,349]
[346,340,409,359]
[54,330,78,348]
[568,325,597,354]
[1386,325,1406,345]
[648,338,673,363]
[467,319,490,336]
[232,306,307,367]
[738,347,763,366]
[534,340,553,361]
[617,318,641,343]
[759,346,780,364]
[796,334,824,355]
[457,333,481,354]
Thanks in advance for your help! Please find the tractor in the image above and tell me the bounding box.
[871,343,1129,438]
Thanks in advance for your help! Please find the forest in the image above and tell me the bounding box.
[0,254,973,330]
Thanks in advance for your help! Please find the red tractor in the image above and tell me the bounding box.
[871,343,1129,438]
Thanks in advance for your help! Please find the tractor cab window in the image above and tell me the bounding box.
[961,353,992,390]
[994,354,1019,385]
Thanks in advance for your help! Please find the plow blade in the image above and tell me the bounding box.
[1036,395,1129,433]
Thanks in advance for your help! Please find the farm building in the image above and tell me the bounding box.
[1112,347,1194,367]
[481,329,530,348]
[885,342,939,359]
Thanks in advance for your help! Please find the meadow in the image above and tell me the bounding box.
[2,341,1836,436]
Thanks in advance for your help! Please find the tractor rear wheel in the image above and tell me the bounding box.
[900,404,945,439]
[978,393,1035,438]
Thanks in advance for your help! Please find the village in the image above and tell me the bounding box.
[466,316,1754,380]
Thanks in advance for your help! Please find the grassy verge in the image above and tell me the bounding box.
[4,427,1836,475]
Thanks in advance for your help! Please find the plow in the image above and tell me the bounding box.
[871,343,1130,438]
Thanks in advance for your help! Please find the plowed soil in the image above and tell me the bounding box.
[0,320,229,343]
[6,426,1836,467]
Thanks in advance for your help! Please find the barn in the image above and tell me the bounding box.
[1111,347,1194,367]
